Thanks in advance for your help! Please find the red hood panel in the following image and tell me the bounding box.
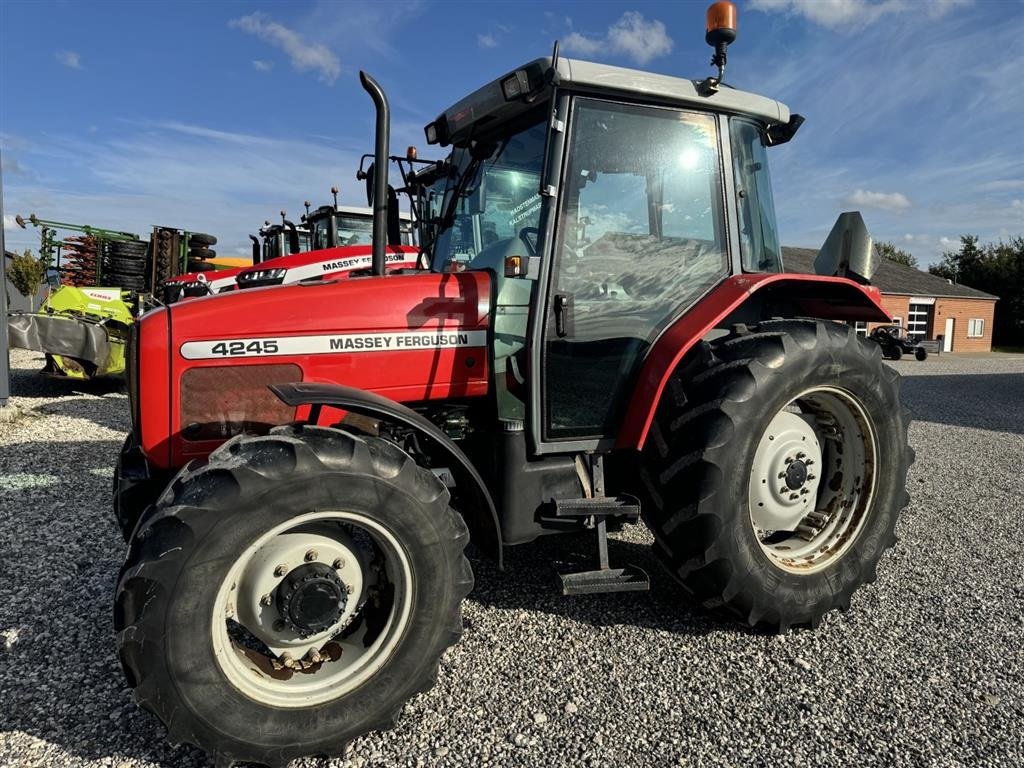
[145,272,492,467]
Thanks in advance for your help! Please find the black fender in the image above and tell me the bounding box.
[271,382,503,568]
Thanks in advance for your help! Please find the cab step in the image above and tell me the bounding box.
[551,495,640,519]
[553,456,649,595]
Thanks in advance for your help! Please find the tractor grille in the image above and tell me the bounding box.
[179,363,301,441]
[125,323,141,436]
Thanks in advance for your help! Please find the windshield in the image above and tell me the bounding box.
[430,116,546,272]
[336,214,374,246]
[731,119,781,273]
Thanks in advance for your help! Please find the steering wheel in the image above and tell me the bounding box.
[519,227,539,257]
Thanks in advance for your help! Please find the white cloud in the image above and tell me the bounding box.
[977,179,1024,192]
[1012,199,1024,210]
[842,189,912,211]
[477,33,498,49]
[252,59,274,72]
[3,214,19,231]
[1,156,28,177]
[749,0,971,30]
[55,50,82,69]
[563,12,673,65]
[229,13,340,84]
[0,115,429,260]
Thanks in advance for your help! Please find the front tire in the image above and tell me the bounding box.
[114,424,473,767]
[638,319,912,630]
[915,347,928,361]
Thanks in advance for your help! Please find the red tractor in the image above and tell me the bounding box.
[113,7,911,766]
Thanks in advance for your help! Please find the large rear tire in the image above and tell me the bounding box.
[114,424,473,767]
[638,319,912,630]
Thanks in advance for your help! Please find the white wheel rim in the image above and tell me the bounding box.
[211,510,413,708]
[748,387,878,575]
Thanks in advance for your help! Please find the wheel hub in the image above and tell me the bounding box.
[748,410,823,532]
[275,563,348,637]
[784,459,808,490]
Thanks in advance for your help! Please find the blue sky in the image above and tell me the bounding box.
[2,0,1022,267]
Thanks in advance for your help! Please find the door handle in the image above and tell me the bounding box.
[554,293,574,338]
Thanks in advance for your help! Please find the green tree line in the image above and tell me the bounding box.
[929,235,1024,347]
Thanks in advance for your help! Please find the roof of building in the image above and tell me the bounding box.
[781,246,998,301]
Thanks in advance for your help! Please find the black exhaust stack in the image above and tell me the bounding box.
[283,219,300,254]
[360,71,390,277]
[249,235,260,264]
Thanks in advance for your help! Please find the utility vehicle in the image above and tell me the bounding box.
[113,5,911,765]
[869,324,929,360]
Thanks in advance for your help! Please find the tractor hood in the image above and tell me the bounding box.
[235,244,421,288]
[136,271,492,468]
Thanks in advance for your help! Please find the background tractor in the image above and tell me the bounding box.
[113,5,911,765]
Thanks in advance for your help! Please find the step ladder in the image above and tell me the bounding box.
[552,456,649,595]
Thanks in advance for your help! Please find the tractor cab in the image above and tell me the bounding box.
[259,217,312,262]
[418,53,808,440]
[302,201,413,250]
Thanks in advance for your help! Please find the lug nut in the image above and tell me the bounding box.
[273,619,286,632]
[280,652,299,670]
[800,488,810,495]
[304,549,319,562]
[332,557,346,570]
[807,474,816,481]
[789,493,799,500]
[345,584,354,594]
[806,460,815,466]
[784,457,793,464]
[778,472,786,479]
[273,564,288,577]
[797,452,806,459]
[261,593,273,606]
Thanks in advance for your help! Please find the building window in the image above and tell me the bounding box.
[891,316,902,327]
[967,318,985,338]
[853,321,867,336]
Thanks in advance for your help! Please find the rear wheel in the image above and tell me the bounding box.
[638,319,912,630]
[915,347,928,361]
[888,345,903,361]
[114,425,473,766]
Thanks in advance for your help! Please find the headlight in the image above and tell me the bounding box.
[238,267,287,284]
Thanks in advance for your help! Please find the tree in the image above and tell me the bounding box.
[930,235,1024,347]
[875,240,918,268]
[6,249,48,301]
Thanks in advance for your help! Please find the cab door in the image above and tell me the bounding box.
[530,97,731,451]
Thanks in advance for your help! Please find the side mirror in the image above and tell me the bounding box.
[814,211,876,284]
[386,186,401,246]
[361,162,375,207]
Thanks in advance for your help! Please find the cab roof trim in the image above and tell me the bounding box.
[433,56,791,142]
[559,57,790,124]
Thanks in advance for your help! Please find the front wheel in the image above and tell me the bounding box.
[114,425,473,767]
[638,319,912,630]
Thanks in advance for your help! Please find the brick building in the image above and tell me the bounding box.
[782,247,999,353]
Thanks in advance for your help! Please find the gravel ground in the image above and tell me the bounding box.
[1,347,1022,768]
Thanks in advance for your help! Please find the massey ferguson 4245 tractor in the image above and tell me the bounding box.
[114,6,911,765]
